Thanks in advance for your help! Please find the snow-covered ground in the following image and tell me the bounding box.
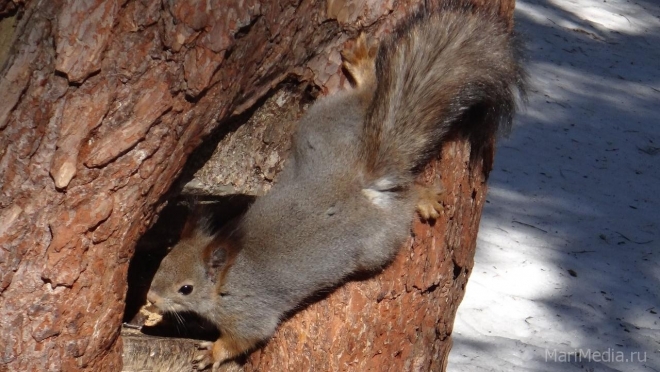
[448,0,660,371]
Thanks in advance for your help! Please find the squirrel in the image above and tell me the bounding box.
[147,2,526,370]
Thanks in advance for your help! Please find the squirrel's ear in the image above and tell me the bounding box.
[205,243,229,269]
[201,220,241,283]
[202,242,229,283]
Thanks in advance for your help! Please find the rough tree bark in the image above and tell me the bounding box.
[0,0,515,371]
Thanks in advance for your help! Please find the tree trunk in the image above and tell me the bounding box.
[0,0,515,371]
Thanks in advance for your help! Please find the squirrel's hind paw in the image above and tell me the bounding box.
[341,33,378,90]
[416,185,445,221]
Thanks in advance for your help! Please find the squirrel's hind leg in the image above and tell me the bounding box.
[415,184,445,221]
[341,33,378,107]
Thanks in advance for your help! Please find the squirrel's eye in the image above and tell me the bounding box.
[178,285,193,295]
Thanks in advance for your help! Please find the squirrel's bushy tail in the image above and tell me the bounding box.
[362,3,526,179]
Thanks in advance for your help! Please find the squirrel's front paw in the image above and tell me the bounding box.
[193,341,218,371]
[193,339,233,371]
[416,185,445,221]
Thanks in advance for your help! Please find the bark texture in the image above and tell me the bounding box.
[0,0,515,371]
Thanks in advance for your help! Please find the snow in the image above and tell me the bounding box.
[448,0,660,371]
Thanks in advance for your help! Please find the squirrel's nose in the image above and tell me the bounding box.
[146,290,159,305]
